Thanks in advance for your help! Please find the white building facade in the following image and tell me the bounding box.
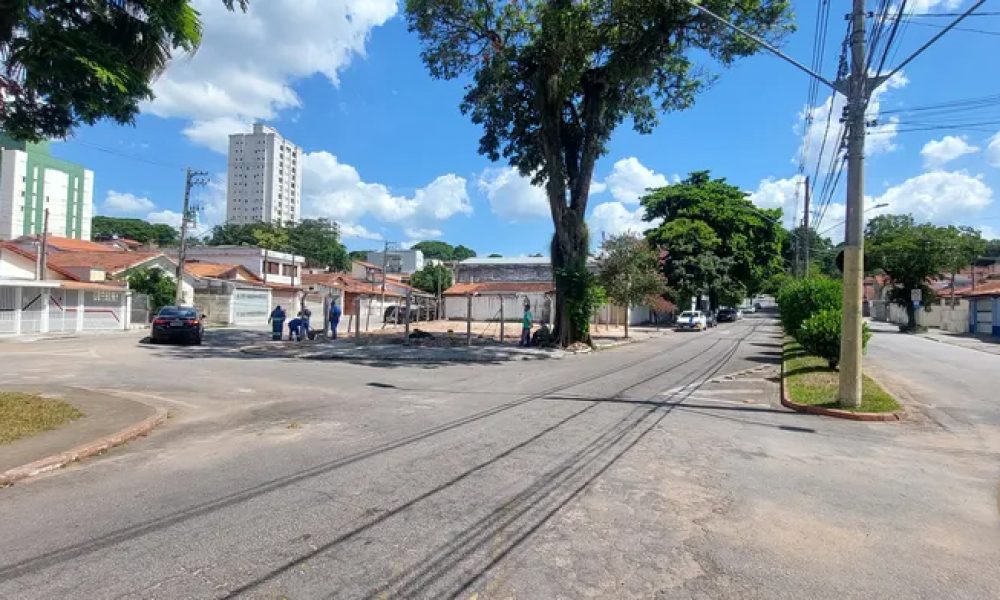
[181,246,305,287]
[366,249,425,275]
[226,123,302,226]
[0,135,93,241]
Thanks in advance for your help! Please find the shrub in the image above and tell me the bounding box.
[776,277,842,335]
[795,308,871,369]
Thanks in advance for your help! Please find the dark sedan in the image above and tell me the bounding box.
[717,308,738,322]
[151,306,204,345]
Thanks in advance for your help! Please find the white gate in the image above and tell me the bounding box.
[47,289,77,333]
[0,287,16,334]
[974,299,993,335]
[82,290,124,331]
[20,290,44,334]
[232,289,270,325]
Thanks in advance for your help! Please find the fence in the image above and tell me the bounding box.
[0,281,129,336]
[131,293,151,326]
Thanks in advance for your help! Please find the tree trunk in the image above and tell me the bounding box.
[551,209,590,346]
[905,301,917,331]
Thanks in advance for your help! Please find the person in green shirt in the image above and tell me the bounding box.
[520,303,533,346]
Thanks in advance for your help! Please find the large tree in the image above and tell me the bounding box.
[1,1,247,141]
[406,0,792,345]
[643,171,785,306]
[91,216,178,246]
[866,215,984,331]
[206,220,349,271]
[596,233,665,338]
[410,264,453,296]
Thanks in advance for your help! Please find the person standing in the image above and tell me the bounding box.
[329,300,342,340]
[300,307,312,339]
[520,303,533,347]
[268,305,286,341]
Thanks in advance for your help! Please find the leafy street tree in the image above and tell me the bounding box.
[410,264,453,296]
[866,215,985,331]
[127,267,176,314]
[985,239,1000,257]
[410,240,477,262]
[488,253,503,258]
[942,225,987,303]
[596,233,665,339]
[205,220,349,271]
[782,225,838,278]
[91,216,178,246]
[406,1,792,346]
[348,250,373,262]
[643,172,785,304]
[1,1,247,141]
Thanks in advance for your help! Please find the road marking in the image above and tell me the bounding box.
[95,388,199,409]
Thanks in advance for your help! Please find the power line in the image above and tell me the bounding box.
[887,17,1000,36]
[70,140,187,171]
[881,0,988,83]
[901,11,1000,18]
[875,0,908,76]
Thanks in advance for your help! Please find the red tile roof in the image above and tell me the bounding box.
[302,272,404,296]
[15,235,121,253]
[0,242,82,280]
[184,261,262,281]
[444,281,555,296]
[48,251,166,274]
[955,279,1000,297]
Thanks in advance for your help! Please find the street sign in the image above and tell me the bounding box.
[911,288,922,303]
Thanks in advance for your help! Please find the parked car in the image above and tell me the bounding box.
[151,306,204,345]
[675,310,708,331]
[717,308,738,322]
[383,305,438,323]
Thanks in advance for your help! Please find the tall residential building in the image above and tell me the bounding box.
[0,133,94,241]
[226,123,303,226]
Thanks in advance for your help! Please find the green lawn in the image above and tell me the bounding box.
[783,340,901,413]
[0,392,83,445]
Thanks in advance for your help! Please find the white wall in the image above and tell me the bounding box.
[444,293,552,322]
[0,149,27,240]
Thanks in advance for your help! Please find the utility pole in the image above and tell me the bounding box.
[36,209,49,280]
[802,175,811,278]
[175,168,210,305]
[837,0,867,409]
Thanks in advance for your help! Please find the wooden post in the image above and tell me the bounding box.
[404,289,412,345]
[356,296,362,340]
[499,295,505,344]
[466,294,472,346]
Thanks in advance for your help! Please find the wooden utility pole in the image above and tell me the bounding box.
[802,175,811,278]
[175,168,209,305]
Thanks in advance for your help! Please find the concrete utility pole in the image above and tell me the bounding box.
[175,168,209,305]
[36,208,50,280]
[802,175,811,278]
[838,0,867,408]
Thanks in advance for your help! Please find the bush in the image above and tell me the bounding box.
[776,277,842,335]
[795,308,871,369]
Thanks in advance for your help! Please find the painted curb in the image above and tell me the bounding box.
[780,345,902,422]
[0,408,168,487]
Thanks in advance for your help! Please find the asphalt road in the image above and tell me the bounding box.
[1,315,998,599]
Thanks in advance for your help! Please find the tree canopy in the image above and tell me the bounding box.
[1,1,247,141]
[205,220,349,271]
[866,215,986,331]
[127,267,176,314]
[410,240,477,261]
[406,0,792,346]
[410,264,453,295]
[92,216,178,246]
[643,171,784,308]
[596,233,665,338]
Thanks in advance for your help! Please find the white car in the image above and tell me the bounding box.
[675,310,708,331]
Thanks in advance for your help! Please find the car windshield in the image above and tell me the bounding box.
[158,307,197,318]
[679,311,700,318]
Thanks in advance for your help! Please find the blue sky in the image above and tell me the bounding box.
[52,0,1000,254]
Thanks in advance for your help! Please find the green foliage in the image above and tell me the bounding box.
[1,1,246,141]
[597,233,665,308]
[127,268,176,313]
[795,308,871,369]
[348,250,373,261]
[776,277,842,336]
[91,216,178,246]
[405,0,792,345]
[488,253,503,258]
[410,264,453,294]
[410,240,477,261]
[643,171,785,304]
[782,225,838,277]
[866,214,986,331]
[986,239,1000,257]
[206,220,348,271]
[554,266,598,343]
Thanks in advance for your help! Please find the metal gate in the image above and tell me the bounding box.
[47,289,78,333]
[131,293,151,325]
[0,287,16,334]
[82,290,124,331]
[232,289,270,325]
[20,291,44,334]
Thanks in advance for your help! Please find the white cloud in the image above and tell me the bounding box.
[603,157,669,204]
[339,223,383,241]
[147,210,183,227]
[986,131,1000,168]
[182,117,251,154]
[145,0,397,151]
[590,181,608,194]
[748,175,805,229]
[301,151,472,231]
[588,201,661,239]
[102,190,154,215]
[872,170,993,223]
[921,135,979,168]
[903,0,961,13]
[404,227,442,239]
[479,167,550,222]
[795,72,907,172]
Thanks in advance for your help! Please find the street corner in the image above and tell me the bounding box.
[0,387,167,487]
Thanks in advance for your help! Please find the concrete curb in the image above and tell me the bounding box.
[0,408,168,487]
[780,344,902,422]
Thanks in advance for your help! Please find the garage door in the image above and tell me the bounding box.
[232,289,270,325]
[975,300,993,335]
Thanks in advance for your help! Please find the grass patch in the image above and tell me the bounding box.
[0,392,83,445]
[783,340,900,413]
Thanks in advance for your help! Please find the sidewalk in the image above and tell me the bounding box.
[867,320,1000,356]
[1,387,164,485]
